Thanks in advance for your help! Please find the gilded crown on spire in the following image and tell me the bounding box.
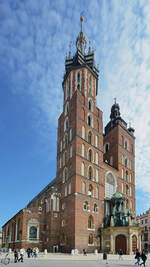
[76,16,87,54]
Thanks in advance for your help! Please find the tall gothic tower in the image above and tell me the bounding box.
[56,17,104,251]
[2,17,137,255]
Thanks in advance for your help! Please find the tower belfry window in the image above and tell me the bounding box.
[88,149,93,162]
[88,115,92,126]
[88,166,93,180]
[77,71,81,90]
[88,131,92,144]
[89,76,92,96]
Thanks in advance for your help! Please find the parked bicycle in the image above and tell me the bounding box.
[0,253,10,265]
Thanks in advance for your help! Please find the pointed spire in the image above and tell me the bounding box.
[76,16,87,54]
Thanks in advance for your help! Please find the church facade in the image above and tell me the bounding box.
[2,18,138,254]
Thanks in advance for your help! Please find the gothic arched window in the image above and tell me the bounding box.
[88,233,94,244]
[82,126,85,139]
[94,203,98,212]
[104,143,109,153]
[82,144,85,157]
[105,172,116,199]
[88,99,93,111]
[89,76,92,96]
[88,149,93,162]
[88,166,93,180]
[88,115,92,127]
[77,71,81,90]
[82,182,86,194]
[88,131,92,144]
[83,201,88,210]
[81,162,85,176]
[88,184,93,197]
[88,215,94,229]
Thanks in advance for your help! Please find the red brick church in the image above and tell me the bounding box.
[2,17,136,253]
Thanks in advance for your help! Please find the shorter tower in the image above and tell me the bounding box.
[103,100,135,217]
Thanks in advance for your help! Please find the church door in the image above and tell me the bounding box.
[115,235,126,254]
[132,235,137,253]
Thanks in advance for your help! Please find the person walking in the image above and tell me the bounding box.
[14,249,18,263]
[140,250,147,266]
[135,248,140,265]
[118,249,123,260]
[18,248,24,262]
[27,248,31,258]
[83,248,87,256]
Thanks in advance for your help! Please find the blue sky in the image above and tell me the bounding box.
[1,0,150,229]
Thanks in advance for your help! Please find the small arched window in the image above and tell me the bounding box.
[124,139,129,151]
[88,233,94,244]
[95,136,98,147]
[81,162,85,176]
[88,215,94,229]
[96,153,98,165]
[89,76,92,96]
[88,166,93,180]
[88,131,92,144]
[82,126,85,139]
[124,157,128,168]
[88,184,93,197]
[94,203,98,212]
[88,149,93,162]
[70,146,72,158]
[88,99,93,111]
[77,71,81,90]
[65,102,69,115]
[88,115,92,127]
[64,118,69,132]
[69,128,72,141]
[104,143,109,153]
[126,171,128,181]
[82,144,85,157]
[83,201,88,210]
[82,182,86,194]
[96,169,99,182]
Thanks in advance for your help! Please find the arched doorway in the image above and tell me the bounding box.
[115,235,127,254]
[132,235,137,253]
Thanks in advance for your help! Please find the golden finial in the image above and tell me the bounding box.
[80,16,84,32]
[80,16,84,22]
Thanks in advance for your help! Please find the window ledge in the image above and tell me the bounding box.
[88,228,95,231]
